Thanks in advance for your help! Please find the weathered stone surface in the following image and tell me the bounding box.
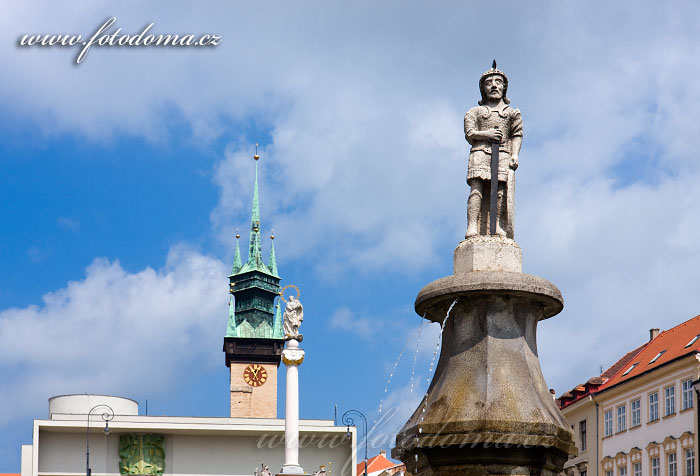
[416,271,563,321]
[454,236,522,274]
[393,272,575,475]
[464,61,521,240]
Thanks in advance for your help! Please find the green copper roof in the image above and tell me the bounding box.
[225,297,238,337]
[231,236,242,276]
[251,160,260,226]
[268,237,278,276]
[272,300,283,339]
[225,150,283,341]
[236,159,276,276]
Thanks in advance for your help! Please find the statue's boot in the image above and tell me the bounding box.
[495,185,507,236]
[465,189,481,238]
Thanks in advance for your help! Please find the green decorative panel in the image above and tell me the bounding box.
[119,434,165,475]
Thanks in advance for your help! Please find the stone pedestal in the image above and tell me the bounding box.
[279,340,307,476]
[393,239,575,475]
[454,236,522,273]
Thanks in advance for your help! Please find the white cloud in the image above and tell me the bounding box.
[0,245,227,426]
[328,308,375,339]
[57,217,80,233]
[4,0,700,437]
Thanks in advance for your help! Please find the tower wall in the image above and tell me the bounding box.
[229,363,278,418]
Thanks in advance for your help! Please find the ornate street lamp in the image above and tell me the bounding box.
[342,410,368,476]
[86,404,114,476]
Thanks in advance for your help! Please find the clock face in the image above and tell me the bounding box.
[243,364,268,387]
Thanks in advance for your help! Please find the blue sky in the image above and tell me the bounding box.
[3,0,700,471]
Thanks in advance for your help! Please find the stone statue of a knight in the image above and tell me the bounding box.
[464,61,522,238]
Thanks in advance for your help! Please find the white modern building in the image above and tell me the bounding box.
[21,394,355,476]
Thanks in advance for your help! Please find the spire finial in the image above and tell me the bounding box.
[271,228,275,240]
[492,59,497,70]
[236,228,240,240]
[254,143,260,161]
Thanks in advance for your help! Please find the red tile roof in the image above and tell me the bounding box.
[601,343,648,379]
[357,452,404,476]
[557,348,645,409]
[599,314,700,391]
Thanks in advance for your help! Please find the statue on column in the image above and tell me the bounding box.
[283,295,303,341]
[464,60,522,238]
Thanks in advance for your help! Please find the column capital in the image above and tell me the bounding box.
[282,348,305,366]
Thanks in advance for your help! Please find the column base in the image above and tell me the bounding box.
[277,464,308,475]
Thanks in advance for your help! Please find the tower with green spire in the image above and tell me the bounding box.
[223,147,285,418]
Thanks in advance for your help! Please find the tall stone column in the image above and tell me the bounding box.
[280,338,306,475]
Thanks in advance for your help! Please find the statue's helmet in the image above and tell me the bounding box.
[479,60,510,105]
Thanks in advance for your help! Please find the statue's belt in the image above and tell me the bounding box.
[471,145,512,155]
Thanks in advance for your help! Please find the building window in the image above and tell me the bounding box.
[604,409,613,436]
[687,448,695,476]
[683,379,694,410]
[649,392,659,421]
[617,405,626,431]
[579,419,587,451]
[619,466,627,476]
[670,452,678,476]
[581,472,587,476]
[606,471,613,476]
[631,398,641,427]
[633,462,641,476]
[666,385,676,415]
[652,457,660,476]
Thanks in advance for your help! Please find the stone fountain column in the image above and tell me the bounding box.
[393,237,575,475]
[393,62,575,476]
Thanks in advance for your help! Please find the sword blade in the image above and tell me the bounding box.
[490,142,499,235]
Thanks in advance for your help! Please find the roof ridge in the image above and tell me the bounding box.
[600,341,648,380]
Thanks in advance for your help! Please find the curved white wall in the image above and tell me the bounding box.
[48,394,138,417]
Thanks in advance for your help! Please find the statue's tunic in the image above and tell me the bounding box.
[464,105,522,184]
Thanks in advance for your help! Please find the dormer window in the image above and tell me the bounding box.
[622,363,638,376]
[685,334,700,348]
[649,350,666,364]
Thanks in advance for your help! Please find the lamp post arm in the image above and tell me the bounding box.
[85,404,115,476]
[341,410,368,475]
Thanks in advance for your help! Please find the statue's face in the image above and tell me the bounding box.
[483,75,504,100]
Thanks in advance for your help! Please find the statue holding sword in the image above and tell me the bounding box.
[464,60,522,238]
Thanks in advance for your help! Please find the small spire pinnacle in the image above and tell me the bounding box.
[268,231,278,276]
[225,296,238,337]
[254,143,260,161]
[492,59,497,69]
[232,231,242,275]
[272,299,283,339]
